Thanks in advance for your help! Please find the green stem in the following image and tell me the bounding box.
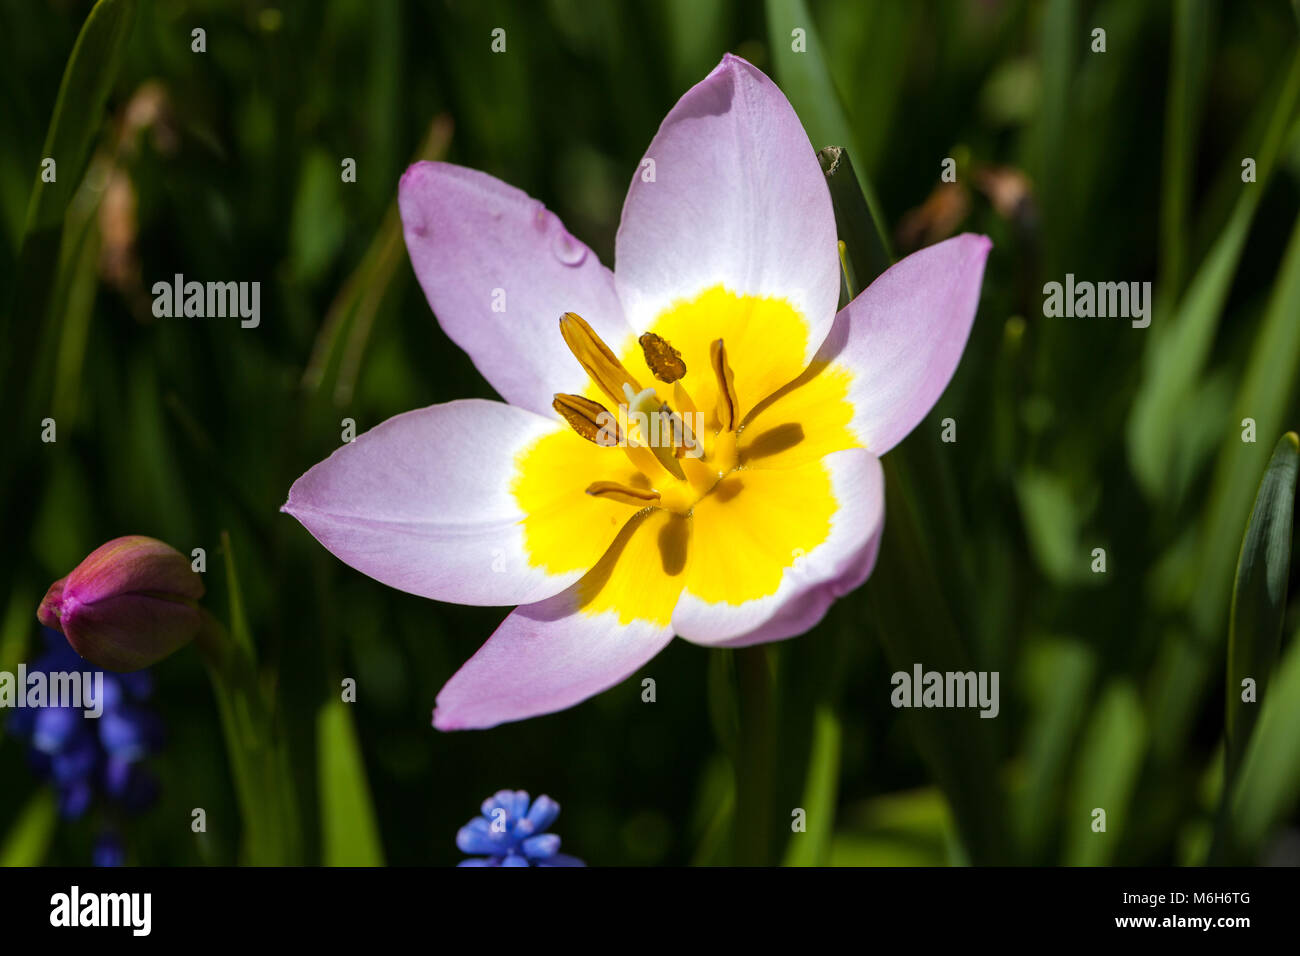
[197,610,300,865]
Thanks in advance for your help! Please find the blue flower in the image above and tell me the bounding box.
[457,790,585,867]
[7,629,162,821]
[93,831,126,868]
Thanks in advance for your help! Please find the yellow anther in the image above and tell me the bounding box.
[552,393,621,446]
[639,332,687,383]
[710,338,739,431]
[560,312,642,407]
[586,481,661,508]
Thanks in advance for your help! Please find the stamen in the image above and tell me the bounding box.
[710,338,739,431]
[560,312,642,406]
[586,481,661,508]
[672,382,701,419]
[639,332,687,383]
[553,393,622,446]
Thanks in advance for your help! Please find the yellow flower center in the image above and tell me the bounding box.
[511,286,861,625]
[552,312,745,517]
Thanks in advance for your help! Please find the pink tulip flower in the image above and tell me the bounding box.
[284,54,990,730]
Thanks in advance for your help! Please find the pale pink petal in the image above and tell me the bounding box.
[283,400,582,607]
[614,54,840,362]
[432,598,673,731]
[399,162,632,416]
[822,233,991,455]
[673,449,884,646]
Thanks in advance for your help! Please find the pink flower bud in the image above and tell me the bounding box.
[37,536,205,672]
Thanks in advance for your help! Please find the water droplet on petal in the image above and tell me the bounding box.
[552,229,587,266]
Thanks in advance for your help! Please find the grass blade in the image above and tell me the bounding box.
[1158,0,1211,300]
[317,698,385,866]
[1220,629,1300,859]
[1225,433,1298,776]
[1128,50,1300,500]
[1064,681,1147,866]
[0,791,57,867]
[764,0,893,273]
[0,0,135,514]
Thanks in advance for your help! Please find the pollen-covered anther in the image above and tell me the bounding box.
[559,312,642,406]
[710,338,739,431]
[552,393,622,446]
[639,332,687,383]
[585,480,662,508]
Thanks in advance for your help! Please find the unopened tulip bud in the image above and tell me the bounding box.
[37,536,205,672]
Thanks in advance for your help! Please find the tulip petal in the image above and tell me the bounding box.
[820,233,991,455]
[714,522,882,648]
[615,53,839,365]
[673,448,884,646]
[63,536,204,605]
[433,510,685,730]
[63,593,202,673]
[37,576,67,630]
[433,608,672,731]
[284,399,614,607]
[399,161,632,416]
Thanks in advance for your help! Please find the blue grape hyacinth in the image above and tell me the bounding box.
[7,629,162,829]
[457,790,585,867]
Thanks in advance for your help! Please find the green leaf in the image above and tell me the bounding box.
[818,146,882,304]
[688,756,735,866]
[1193,209,1300,638]
[1064,681,1147,866]
[663,0,731,92]
[0,791,57,867]
[864,455,1008,864]
[317,698,385,867]
[1223,628,1300,857]
[21,0,135,237]
[197,533,301,865]
[765,0,893,275]
[0,0,136,513]
[288,148,347,284]
[1035,0,1077,278]
[303,116,453,406]
[781,704,841,866]
[1014,468,1092,585]
[1225,433,1298,775]
[1013,638,1097,860]
[1158,0,1211,300]
[1128,50,1300,500]
[830,788,956,867]
[0,585,34,676]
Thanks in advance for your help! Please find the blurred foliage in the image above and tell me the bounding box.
[1,0,1299,866]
